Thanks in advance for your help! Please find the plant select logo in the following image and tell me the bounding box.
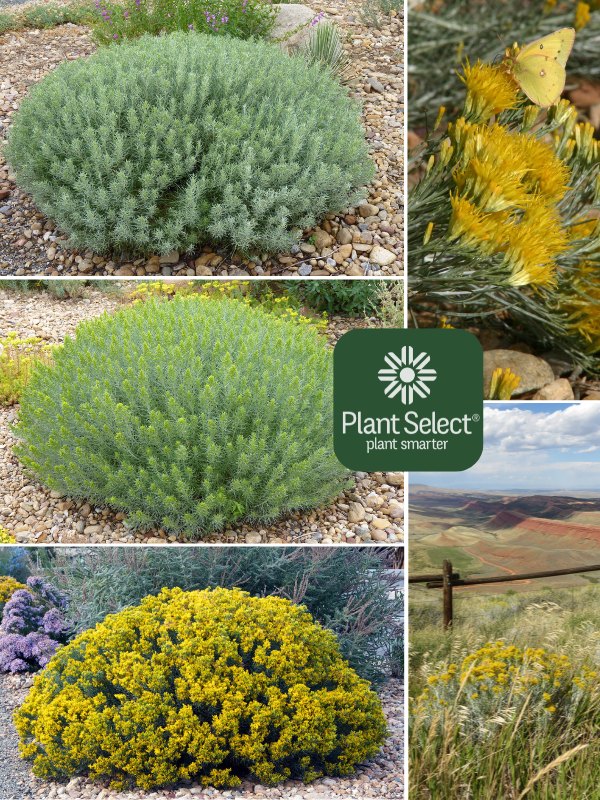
[377,347,437,404]
[334,329,484,470]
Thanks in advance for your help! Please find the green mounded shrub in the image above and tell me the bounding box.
[16,587,387,790]
[6,32,373,257]
[15,297,348,537]
[287,278,383,315]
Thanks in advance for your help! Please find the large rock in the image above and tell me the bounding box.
[532,379,575,400]
[270,4,324,52]
[483,349,555,396]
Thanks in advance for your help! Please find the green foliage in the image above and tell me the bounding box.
[0,2,93,34]
[1,280,124,298]
[41,547,402,684]
[0,549,29,583]
[300,22,352,82]
[6,33,373,257]
[360,0,400,28]
[16,297,348,538]
[16,587,387,790]
[0,11,13,33]
[378,281,404,327]
[408,0,600,129]
[91,0,275,45]
[286,278,383,315]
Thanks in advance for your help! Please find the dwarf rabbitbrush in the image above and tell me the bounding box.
[15,296,350,537]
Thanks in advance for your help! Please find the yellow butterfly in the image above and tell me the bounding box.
[505,28,575,107]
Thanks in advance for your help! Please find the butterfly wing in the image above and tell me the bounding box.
[513,28,575,107]
[513,56,566,107]
[517,28,575,68]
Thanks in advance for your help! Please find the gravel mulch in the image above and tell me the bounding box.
[0,3,402,277]
[0,287,405,544]
[0,674,403,800]
[0,674,39,800]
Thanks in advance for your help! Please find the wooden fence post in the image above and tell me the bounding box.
[442,559,453,630]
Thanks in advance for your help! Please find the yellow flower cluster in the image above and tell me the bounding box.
[488,367,521,400]
[447,110,570,286]
[0,528,16,544]
[419,641,596,718]
[16,587,386,791]
[0,575,26,607]
[461,60,518,121]
[0,332,56,406]
[575,1,591,29]
[128,282,327,332]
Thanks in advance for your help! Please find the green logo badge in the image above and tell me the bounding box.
[334,329,483,471]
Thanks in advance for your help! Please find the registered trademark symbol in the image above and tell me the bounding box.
[471,414,480,422]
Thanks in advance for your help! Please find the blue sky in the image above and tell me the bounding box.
[415,403,600,492]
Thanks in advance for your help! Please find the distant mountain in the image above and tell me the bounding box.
[410,487,600,588]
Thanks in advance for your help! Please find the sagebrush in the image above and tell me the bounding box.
[16,587,387,789]
[6,33,373,257]
[16,297,348,537]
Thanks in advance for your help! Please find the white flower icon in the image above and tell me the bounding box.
[377,347,437,404]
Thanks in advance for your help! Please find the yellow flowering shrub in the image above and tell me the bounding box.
[0,576,26,608]
[0,528,16,544]
[0,332,56,406]
[416,640,597,732]
[16,587,386,790]
[128,281,327,332]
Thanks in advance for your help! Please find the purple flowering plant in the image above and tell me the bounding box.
[91,0,276,45]
[0,577,70,673]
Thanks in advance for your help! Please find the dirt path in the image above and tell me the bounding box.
[461,548,532,587]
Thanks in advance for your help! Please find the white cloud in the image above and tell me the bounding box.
[484,404,600,453]
[418,404,600,491]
